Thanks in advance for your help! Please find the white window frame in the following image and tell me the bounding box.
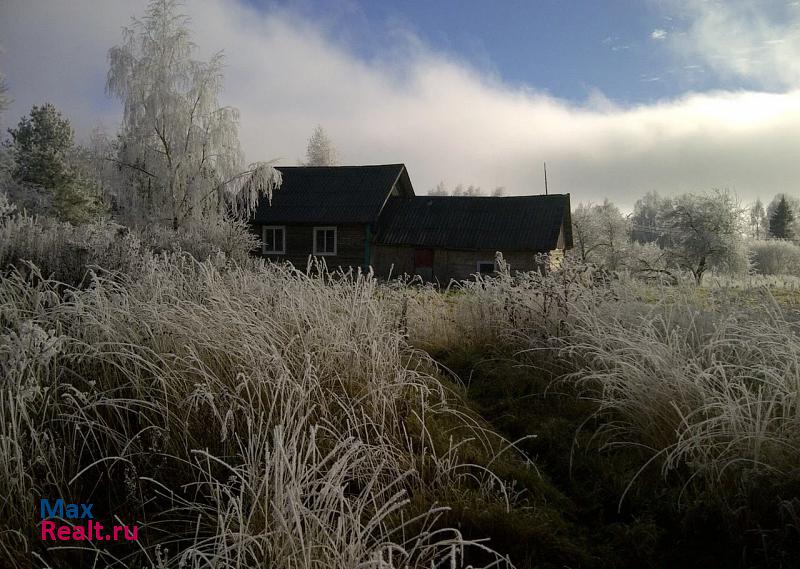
[313,226,337,256]
[476,261,495,274]
[262,225,286,255]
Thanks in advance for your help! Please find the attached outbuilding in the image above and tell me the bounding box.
[373,194,572,281]
[250,164,572,282]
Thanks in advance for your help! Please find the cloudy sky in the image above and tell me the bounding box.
[1,0,800,208]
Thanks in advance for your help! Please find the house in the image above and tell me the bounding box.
[250,164,572,282]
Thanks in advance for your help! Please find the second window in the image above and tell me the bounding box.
[313,227,337,255]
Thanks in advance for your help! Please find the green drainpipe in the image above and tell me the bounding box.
[364,224,372,272]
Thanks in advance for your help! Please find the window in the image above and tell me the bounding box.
[313,227,337,256]
[477,261,495,275]
[262,226,285,254]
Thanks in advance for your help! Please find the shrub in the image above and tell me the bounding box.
[0,211,263,288]
[139,217,260,266]
[403,254,627,357]
[0,191,16,220]
[0,212,142,285]
[748,239,800,276]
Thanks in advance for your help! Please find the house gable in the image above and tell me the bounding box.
[251,164,414,271]
[251,164,414,226]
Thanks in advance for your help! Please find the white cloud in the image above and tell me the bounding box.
[1,0,800,210]
[651,29,668,40]
[662,0,800,88]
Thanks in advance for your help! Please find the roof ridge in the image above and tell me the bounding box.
[392,193,570,199]
[275,163,405,169]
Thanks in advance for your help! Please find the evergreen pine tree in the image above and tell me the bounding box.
[769,195,795,239]
[7,103,100,222]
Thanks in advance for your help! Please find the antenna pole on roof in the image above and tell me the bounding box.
[543,162,549,195]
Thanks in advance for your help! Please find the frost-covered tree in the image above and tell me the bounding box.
[81,126,118,212]
[749,198,767,240]
[303,125,338,166]
[428,182,496,197]
[0,70,9,117]
[0,68,15,190]
[8,103,73,189]
[107,0,280,228]
[491,186,505,197]
[659,189,746,283]
[571,199,630,270]
[631,191,669,244]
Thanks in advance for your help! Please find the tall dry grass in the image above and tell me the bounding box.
[404,255,800,541]
[402,254,614,356]
[0,222,519,567]
[5,203,800,564]
[564,293,800,492]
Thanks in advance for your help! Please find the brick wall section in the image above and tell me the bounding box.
[256,224,367,271]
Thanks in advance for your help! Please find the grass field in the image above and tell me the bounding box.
[403,260,800,568]
[1,214,799,568]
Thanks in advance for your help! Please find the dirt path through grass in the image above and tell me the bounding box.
[431,348,787,569]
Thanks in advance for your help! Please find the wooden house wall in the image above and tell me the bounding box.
[255,218,571,280]
[372,244,553,282]
[256,224,367,271]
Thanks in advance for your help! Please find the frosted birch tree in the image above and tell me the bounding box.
[107,0,280,229]
[749,198,767,239]
[0,71,9,117]
[0,68,15,203]
[303,125,338,166]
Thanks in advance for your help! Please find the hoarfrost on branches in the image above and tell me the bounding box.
[0,70,9,117]
[659,189,747,283]
[106,0,280,228]
[303,125,339,166]
[0,191,16,219]
[749,198,767,240]
[571,200,630,270]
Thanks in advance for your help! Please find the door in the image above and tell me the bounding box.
[414,248,434,281]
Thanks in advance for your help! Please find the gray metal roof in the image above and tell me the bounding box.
[375,194,572,251]
[252,164,413,225]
